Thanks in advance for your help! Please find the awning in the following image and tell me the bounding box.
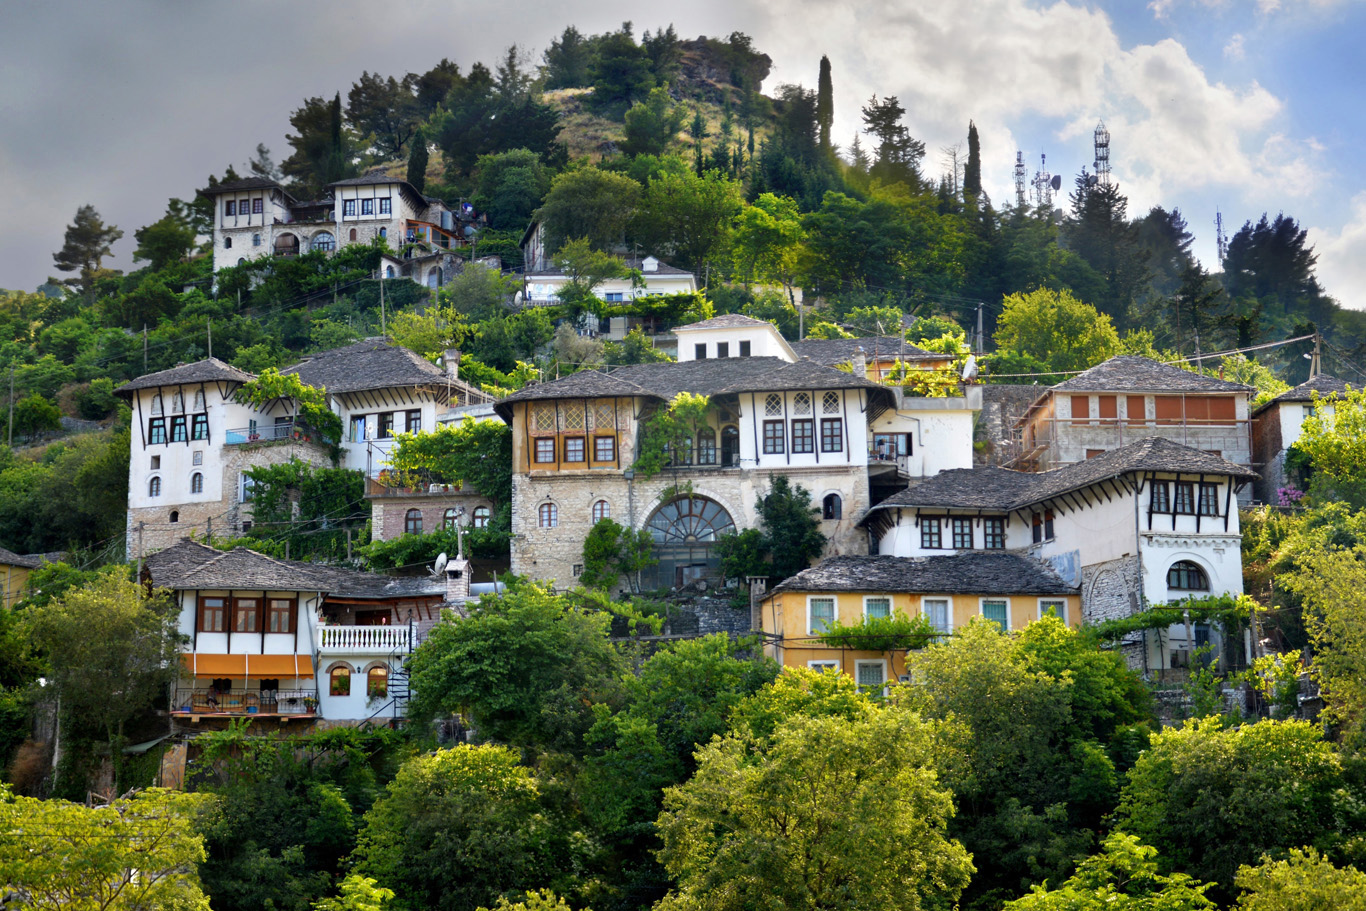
[182,653,313,678]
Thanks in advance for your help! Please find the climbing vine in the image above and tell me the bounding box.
[236,369,344,458]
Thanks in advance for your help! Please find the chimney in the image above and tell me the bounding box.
[445,556,472,611]
[853,345,867,378]
[747,575,769,634]
[444,348,460,382]
[642,256,659,273]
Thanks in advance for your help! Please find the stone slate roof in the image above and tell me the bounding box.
[1256,374,1352,413]
[789,336,945,366]
[865,437,1258,518]
[0,545,43,569]
[526,255,693,279]
[200,177,288,197]
[494,357,888,420]
[115,358,256,396]
[769,553,1077,597]
[284,338,447,395]
[1051,356,1254,393]
[144,540,443,599]
[673,314,773,331]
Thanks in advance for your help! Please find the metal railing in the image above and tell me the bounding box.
[226,421,295,445]
[317,624,413,653]
[172,687,318,715]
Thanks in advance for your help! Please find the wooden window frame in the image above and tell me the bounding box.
[563,436,586,463]
[1198,482,1220,517]
[329,665,352,696]
[820,418,843,453]
[533,438,556,463]
[791,419,814,453]
[1174,481,1196,515]
[198,596,227,633]
[1150,481,1171,513]
[762,420,785,455]
[808,596,835,634]
[593,435,615,462]
[191,413,209,440]
[267,598,295,634]
[472,506,491,528]
[538,502,558,528]
[952,517,973,549]
[921,517,942,549]
[404,509,423,535]
[983,517,1006,550]
[148,418,167,444]
[170,415,187,443]
[232,597,261,633]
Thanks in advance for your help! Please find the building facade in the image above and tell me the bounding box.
[1250,374,1350,504]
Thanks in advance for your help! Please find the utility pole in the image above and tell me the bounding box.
[976,302,985,355]
[6,366,12,448]
[207,320,213,359]
[379,272,387,335]
[136,522,145,581]
[1309,332,1322,379]
[143,325,148,372]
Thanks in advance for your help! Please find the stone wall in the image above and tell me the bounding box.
[1251,409,1285,504]
[371,491,494,541]
[976,384,1040,467]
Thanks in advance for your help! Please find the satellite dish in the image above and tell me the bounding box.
[961,355,979,381]
[434,552,449,575]
[1050,175,1062,191]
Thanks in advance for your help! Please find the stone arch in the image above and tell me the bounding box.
[642,494,737,589]
[273,233,299,256]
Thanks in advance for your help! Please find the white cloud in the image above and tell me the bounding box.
[751,0,1323,214]
[1313,193,1366,306]
[1224,33,1246,58]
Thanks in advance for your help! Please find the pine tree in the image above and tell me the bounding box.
[964,121,982,199]
[689,107,708,175]
[816,55,834,153]
[407,127,429,195]
[53,205,123,300]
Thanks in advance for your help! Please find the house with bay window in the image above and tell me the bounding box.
[858,437,1257,670]
[758,552,1080,688]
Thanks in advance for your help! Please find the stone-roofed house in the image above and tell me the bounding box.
[789,336,954,379]
[522,254,699,349]
[118,341,497,557]
[201,171,473,275]
[0,545,54,607]
[858,437,1258,672]
[145,539,459,727]
[1251,373,1353,503]
[758,552,1081,688]
[1013,356,1255,500]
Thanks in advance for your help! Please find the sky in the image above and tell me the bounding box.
[4,0,1366,306]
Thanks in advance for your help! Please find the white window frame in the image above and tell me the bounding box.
[921,596,952,635]
[854,659,888,694]
[807,659,840,673]
[807,596,836,635]
[980,597,1010,632]
[863,595,892,620]
[1038,599,1068,624]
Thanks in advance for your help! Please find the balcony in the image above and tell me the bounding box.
[365,467,462,498]
[171,687,318,716]
[317,624,413,655]
[225,421,321,445]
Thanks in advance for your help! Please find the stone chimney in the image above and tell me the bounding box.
[852,345,867,379]
[445,556,472,610]
[747,576,769,633]
[444,348,460,382]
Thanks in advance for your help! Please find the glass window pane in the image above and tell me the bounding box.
[982,600,1008,631]
[810,598,835,633]
[866,597,891,619]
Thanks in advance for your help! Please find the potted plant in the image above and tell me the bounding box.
[303,696,319,714]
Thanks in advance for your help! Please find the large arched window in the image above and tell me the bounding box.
[647,497,735,544]
[311,231,336,252]
[443,508,458,531]
[367,665,389,699]
[473,506,491,528]
[148,477,162,498]
[405,509,423,535]
[329,664,351,697]
[823,493,842,520]
[539,503,558,528]
[1167,560,1210,592]
[592,500,610,523]
[191,472,204,494]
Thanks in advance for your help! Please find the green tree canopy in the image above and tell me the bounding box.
[715,476,826,584]
[621,85,685,158]
[1004,831,1216,911]
[53,205,123,300]
[386,417,513,511]
[537,168,642,254]
[993,287,1122,377]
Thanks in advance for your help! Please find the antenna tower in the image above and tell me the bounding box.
[1215,211,1228,265]
[1093,120,1111,187]
[1014,151,1027,208]
[1031,153,1053,208]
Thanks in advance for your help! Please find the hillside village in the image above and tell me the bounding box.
[4,22,1366,911]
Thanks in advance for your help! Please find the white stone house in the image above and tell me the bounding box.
[144,540,468,726]
[860,438,1258,670]
[522,255,698,345]
[202,173,469,275]
[1250,374,1351,504]
[118,339,496,556]
[493,316,981,591]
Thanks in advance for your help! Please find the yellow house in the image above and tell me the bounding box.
[0,545,47,608]
[760,553,1081,689]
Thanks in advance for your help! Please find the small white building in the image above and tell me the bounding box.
[1251,374,1351,503]
[523,255,698,344]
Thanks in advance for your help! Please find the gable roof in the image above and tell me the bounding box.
[0,545,43,569]
[115,358,256,396]
[283,338,447,395]
[674,314,774,331]
[863,437,1257,519]
[768,553,1077,597]
[200,177,290,198]
[144,540,443,599]
[525,255,694,280]
[1256,374,1352,413]
[1051,356,1254,394]
[493,357,889,420]
[788,336,946,366]
[327,173,428,209]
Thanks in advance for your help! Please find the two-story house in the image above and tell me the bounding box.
[1013,356,1255,502]
[203,173,468,276]
[1250,374,1351,503]
[859,437,1257,669]
[493,316,981,590]
[523,255,698,347]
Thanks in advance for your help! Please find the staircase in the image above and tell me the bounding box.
[361,619,422,727]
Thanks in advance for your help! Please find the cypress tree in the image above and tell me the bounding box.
[407,127,429,194]
[816,55,834,152]
[964,120,982,199]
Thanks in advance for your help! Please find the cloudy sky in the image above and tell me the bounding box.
[5,0,1366,305]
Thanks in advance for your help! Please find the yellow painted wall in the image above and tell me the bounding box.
[0,562,32,608]
[760,589,1082,678]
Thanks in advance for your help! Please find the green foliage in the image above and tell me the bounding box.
[314,875,394,911]
[621,85,684,158]
[132,209,196,272]
[241,459,367,563]
[1004,831,1216,911]
[632,170,744,274]
[1115,718,1346,898]
[0,784,216,911]
[1245,651,1304,718]
[728,192,804,294]
[713,476,825,584]
[632,392,711,479]
[52,204,124,300]
[590,24,656,110]
[654,703,973,911]
[603,327,671,364]
[353,744,587,911]
[472,149,552,232]
[547,238,635,320]
[1292,385,1366,508]
[74,377,119,419]
[386,417,512,509]
[405,583,626,753]
[361,523,510,570]
[1089,594,1258,642]
[818,609,938,652]
[537,168,642,254]
[1283,544,1366,746]
[994,287,1121,378]
[477,891,576,911]
[11,393,61,437]
[236,369,344,454]
[580,518,657,593]
[1234,848,1366,910]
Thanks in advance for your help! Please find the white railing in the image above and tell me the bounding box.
[316,625,412,654]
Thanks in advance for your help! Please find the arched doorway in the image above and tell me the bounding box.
[273,233,299,257]
[643,495,736,589]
